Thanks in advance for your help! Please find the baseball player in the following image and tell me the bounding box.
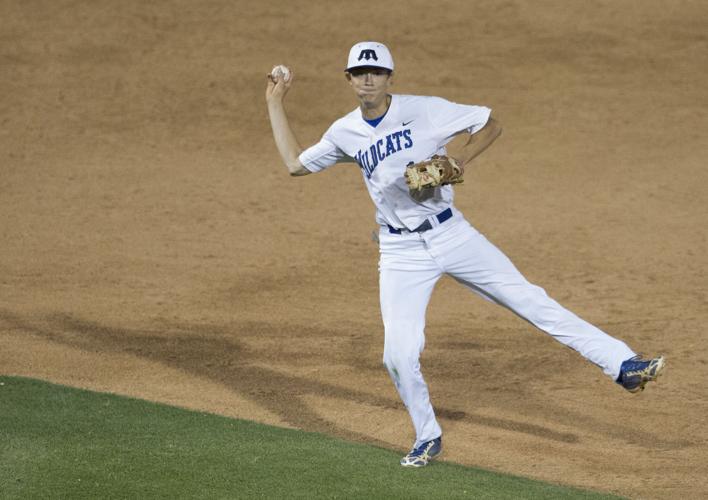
[265,42,666,468]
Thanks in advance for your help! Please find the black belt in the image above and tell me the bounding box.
[387,208,453,234]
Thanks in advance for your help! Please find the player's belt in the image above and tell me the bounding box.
[387,208,453,234]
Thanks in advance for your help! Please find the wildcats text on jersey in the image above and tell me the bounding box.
[355,129,413,178]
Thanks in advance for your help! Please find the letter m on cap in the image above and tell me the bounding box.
[358,49,378,62]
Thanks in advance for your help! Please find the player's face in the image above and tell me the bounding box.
[346,67,392,106]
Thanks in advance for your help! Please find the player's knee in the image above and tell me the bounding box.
[383,321,424,343]
[515,291,564,331]
[382,322,424,372]
[501,284,555,320]
[383,346,421,374]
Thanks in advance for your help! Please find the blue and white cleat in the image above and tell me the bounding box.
[617,355,666,393]
[400,436,442,467]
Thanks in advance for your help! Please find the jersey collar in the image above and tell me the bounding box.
[359,94,396,129]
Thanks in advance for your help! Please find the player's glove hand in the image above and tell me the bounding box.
[404,155,464,192]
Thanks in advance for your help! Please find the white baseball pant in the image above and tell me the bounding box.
[378,209,636,447]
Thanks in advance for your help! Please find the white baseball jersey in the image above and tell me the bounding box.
[296,92,639,452]
[298,94,491,230]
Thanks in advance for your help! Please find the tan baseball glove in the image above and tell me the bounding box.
[404,155,464,192]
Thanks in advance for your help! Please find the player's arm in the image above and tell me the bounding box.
[456,117,502,166]
[265,72,311,177]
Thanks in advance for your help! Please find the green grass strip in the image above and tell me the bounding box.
[0,376,622,499]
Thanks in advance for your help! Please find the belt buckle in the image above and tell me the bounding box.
[388,208,452,234]
[412,220,433,233]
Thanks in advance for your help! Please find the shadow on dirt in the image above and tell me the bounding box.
[7,308,680,448]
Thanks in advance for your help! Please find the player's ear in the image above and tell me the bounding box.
[344,71,352,84]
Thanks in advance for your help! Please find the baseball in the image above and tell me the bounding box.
[270,64,291,83]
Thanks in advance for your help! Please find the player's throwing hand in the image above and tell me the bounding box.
[266,64,293,102]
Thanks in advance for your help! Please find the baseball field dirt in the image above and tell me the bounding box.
[1,1,706,498]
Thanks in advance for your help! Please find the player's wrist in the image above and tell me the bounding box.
[266,96,286,108]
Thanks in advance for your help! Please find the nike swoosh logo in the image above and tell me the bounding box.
[402,120,414,126]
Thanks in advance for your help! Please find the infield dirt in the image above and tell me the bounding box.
[2,1,707,498]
